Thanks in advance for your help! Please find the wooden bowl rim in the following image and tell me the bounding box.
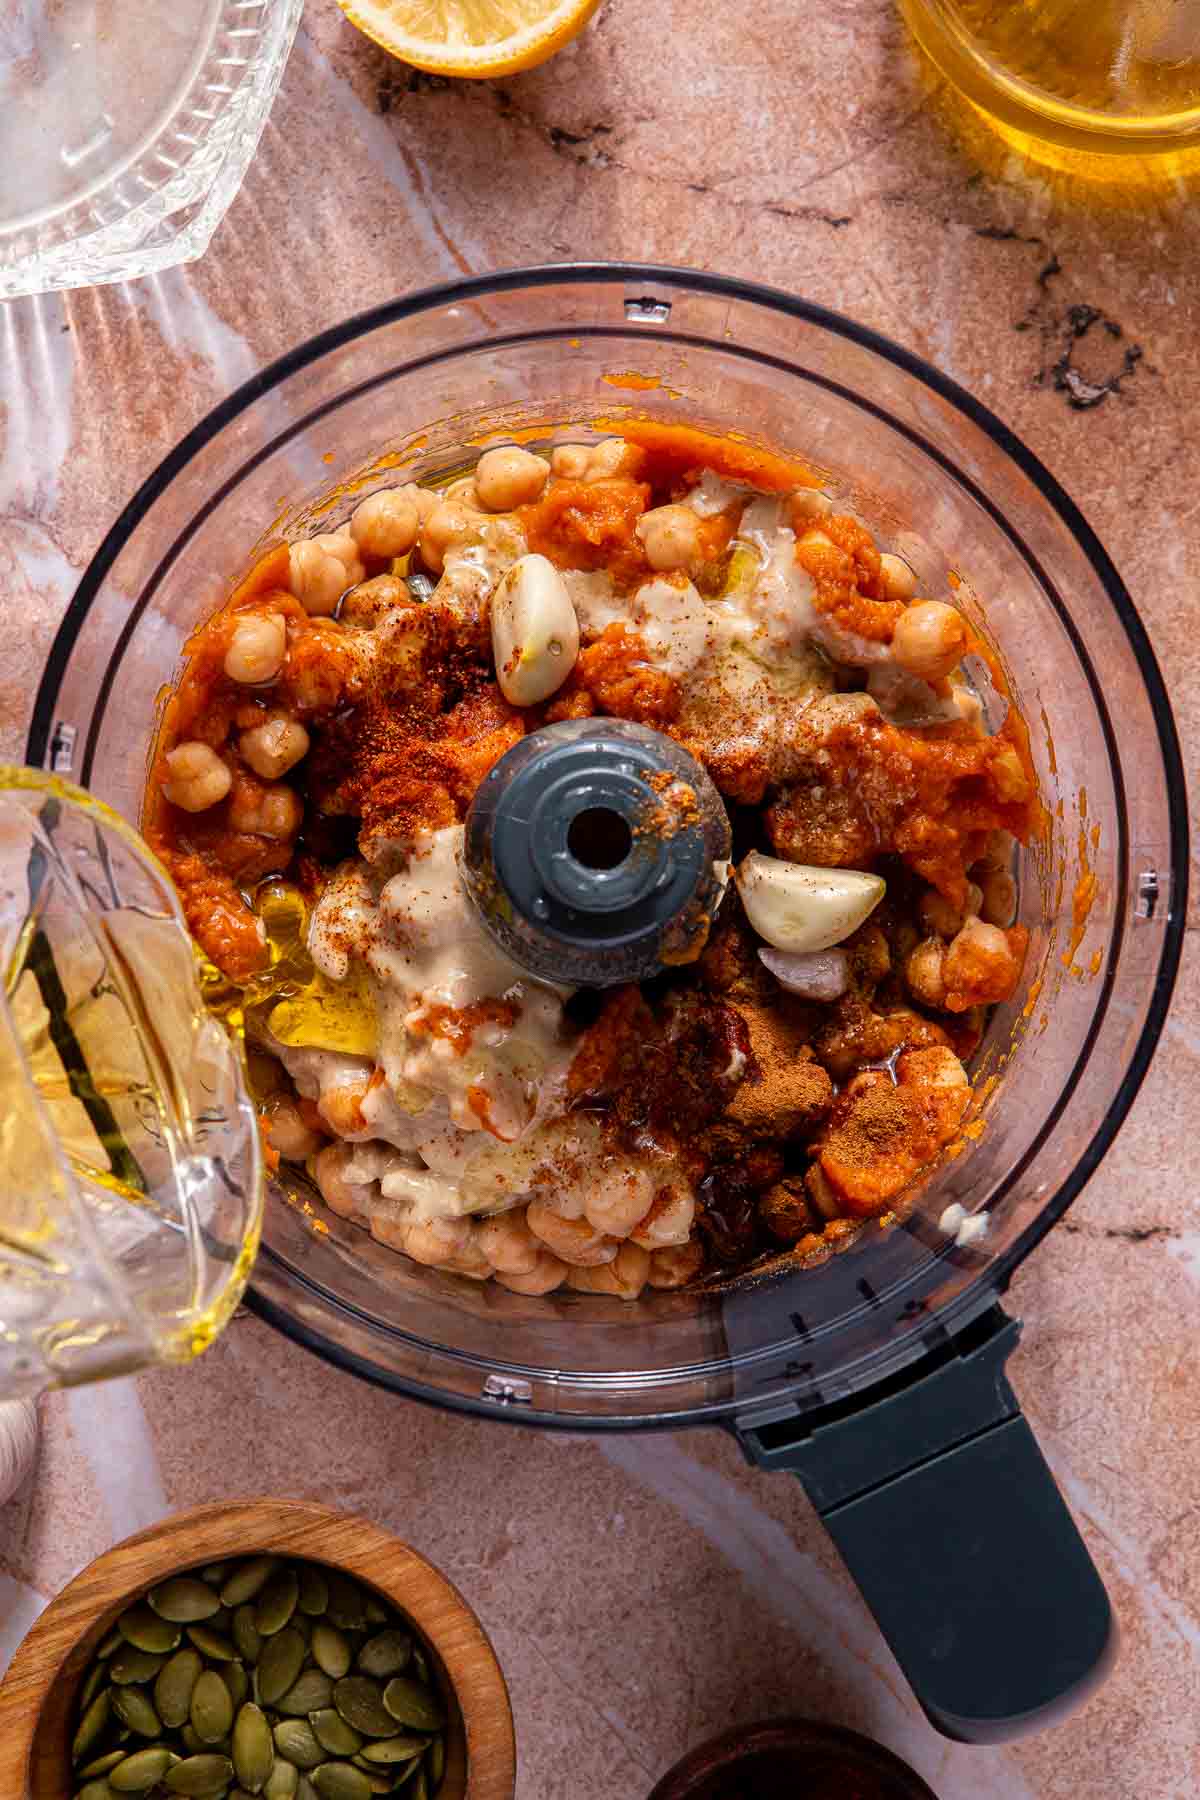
[0,1496,515,1800]
[645,1714,940,1799]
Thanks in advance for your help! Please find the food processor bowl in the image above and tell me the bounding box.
[29,265,1187,1742]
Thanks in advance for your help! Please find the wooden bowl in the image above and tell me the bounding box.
[0,1498,516,1800]
[647,1716,939,1799]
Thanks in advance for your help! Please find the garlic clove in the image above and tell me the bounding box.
[735,851,885,952]
[491,552,580,706]
[758,946,850,1001]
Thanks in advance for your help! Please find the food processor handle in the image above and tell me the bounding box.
[736,1307,1116,1743]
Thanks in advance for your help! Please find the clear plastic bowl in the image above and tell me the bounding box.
[0,0,302,298]
[27,265,1188,1429]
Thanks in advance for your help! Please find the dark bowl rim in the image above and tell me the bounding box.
[26,261,1189,1420]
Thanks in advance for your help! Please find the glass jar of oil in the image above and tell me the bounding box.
[900,0,1200,153]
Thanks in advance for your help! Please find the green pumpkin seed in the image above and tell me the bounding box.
[191,1669,234,1744]
[221,1557,279,1609]
[296,1780,319,1800]
[411,1766,429,1800]
[272,1718,324,1770]
[324,1575,368,1631]
[180,1725,205,1755]
[311,1625,351,1681]
[362,1775,404,1797]
[109,1747,174,1792]
[312,1765,372,1800]
[188,1623,238,1661]
[150,1578,224,1624]
[427,1733,444,1789]
[76,1782,116,1800]
[232,1701,275,1791]
[359,1737,426,1766]
[410,1651,429,1687]
[380,1680,442,1733]
[297,1566,328,1617]
[264,1762,299,1799]
[164,1752,236,1795]
[200,1564,229,1585]
[79,1661,108,1714]
[110,1646,168,1686]
[310,1710,363,1757]
[233,1605,264,1664]
[226,1662,250,1711]
[119,1605,183,1656]
[255,1567,300,1638]
[78,1748,126,1779]
[277,1668,333,1716]
[112,1686,161,1738]
[356,1634,411,1681]
[156,1650,203,1729]
[257,1626,307,1707]
[332,1677,395,1738]
[97,1627,124,1659]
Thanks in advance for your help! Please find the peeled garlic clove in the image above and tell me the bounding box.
[735,851,885,953]
[758,946,850,1001]
[491,553,580,706]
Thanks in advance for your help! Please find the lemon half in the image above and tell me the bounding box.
[337,0,604,78]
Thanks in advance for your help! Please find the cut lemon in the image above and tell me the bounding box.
[337,0,604,78]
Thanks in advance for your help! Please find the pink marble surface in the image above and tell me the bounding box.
[1,4,1198,1796]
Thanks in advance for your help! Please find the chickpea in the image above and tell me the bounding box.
[265,1095,325,1160]
[474,446,550,512]
[161,741,232,812]
[228,774,303,840]
[805,1164,843,1221]
[316,1080,369,1138]
[647,1240,705,1289]
[224,611,286,685]
[314,1144,371,1221]
[289,541,349,616]
[567,1241,651,1299]
[891,600,967,682]
[239,713,310,781]
[791,488,835,524]
[551,444,591,480]
[350,489,420,560]
[311,529,364,580]
[583,1162,656,1238]
[896,1044,969,1091]
[630,1181,696,1251]
[878,552,917,602]
[919,882,983,939]
[495,1248,569,1295]
[526,1198,619,1266]
[582,437,636,482]
[906,937,949,1008]
[990,744,1030,804]
[636,504,701,573]
[478,1208,542,1275]
[798,526,835,551]
[396,1215,472,1268]
[340,574,413,627]
[977,864,1017,927]
[419,499,480,575]
[944,915,1022,1008]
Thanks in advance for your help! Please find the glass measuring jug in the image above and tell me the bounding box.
[0,767,262,1399]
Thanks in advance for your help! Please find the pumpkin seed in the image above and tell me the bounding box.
[427,1733,444,1788]
[156,1650,203,1729]
[312,1765,372,1800]
[332,1677,395,1738]
[78,1748,126,1779]
[232,1701,275,1791]
[272,1718,324,1770]
[188,1623,238,1662]
[76,1782,116,1800]
[97,1627,124,1659]
[221,1557,279,1609]
[310,1709,363,1757]
[119,1605,183,1656]
[381,1680,443,1733]
[111,1646,168,1686]
[180,1725,205,1755]
[296,1780,319,1800]
[109,1746,174,1791]
[164,1753,236,1795]
[150,1579,224,1624]
[359,1737,426,1766]
[311,1624,351,1681]
[297,1566,328,1617]
[362,1775,405,1797]
[410,1651,429,1687]
[255,1568,300,1637]
[112,1686,162,1738]
[264,1762,299,1799]
[412,1766,429,1800]
[200,1564,229,1585]
[257,1626,307,1707]
[233,1605,264,1664]
[226,1662,250,1710]
[191,1670,235,1744]
[324,1575,368,1631]
[356,1634,411,1681]
[277,1668,333,1716]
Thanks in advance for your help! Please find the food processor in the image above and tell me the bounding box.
[27,265,1187,1744]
